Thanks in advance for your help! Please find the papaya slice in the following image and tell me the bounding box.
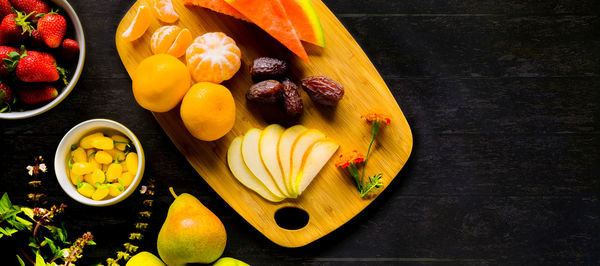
[183,0,250,22]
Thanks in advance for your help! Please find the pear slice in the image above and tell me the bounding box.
[242,129,286,198]
[227,137,284,202]
[278,125,308,196]
[295,141,339,195]
[289,129,326,197]
[259,124,290,197]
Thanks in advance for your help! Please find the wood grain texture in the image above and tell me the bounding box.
[115,0,412,247]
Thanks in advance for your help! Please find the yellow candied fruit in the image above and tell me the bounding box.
[120,171,135,187]
[80,132,104,149]
[102,163,109,172]
[92,185,110,201]
[77,182,96,198]
[108,183,124,197]
[86,148,96,157]
[91,136,114,150]
[71,147,87,163]
[89,157,100,170]
[126,152,139,175]
[95,151,113,164]
[111,135,130,151]
[105,149,126,162]
[90,169,106,187]
[106,163,123,182]
[71,162,93,176]
[70,171,83,185]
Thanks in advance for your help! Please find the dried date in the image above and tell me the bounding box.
[250,57,289,81]
[282,78,303,116]
[246,80,283,103]
[301,76,344,106]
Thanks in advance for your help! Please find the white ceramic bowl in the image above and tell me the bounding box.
[55,119,145,206]
[0,0,85,119]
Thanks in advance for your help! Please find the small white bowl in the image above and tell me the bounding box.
[55,119,145,206]
[0,0,85,119]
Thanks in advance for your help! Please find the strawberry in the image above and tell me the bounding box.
[9,0,49,18]
[0,0,12,19]
[36,10,65,48]
[59,38,78,60]
[27,28,44,47]
[0,45,18,75]
[0,10,33,44]
[18,83,57,105]
[0,81,12,102]
[16,50,59,82]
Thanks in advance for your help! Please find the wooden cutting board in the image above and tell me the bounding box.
[116,0,412,247]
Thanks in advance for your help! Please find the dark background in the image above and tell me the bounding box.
[1,0,599,265]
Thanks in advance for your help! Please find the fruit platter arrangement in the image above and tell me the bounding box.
[1,0,412,265]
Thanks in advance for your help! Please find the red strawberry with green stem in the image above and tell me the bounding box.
[16,49,65,83]
[18,83,57,105]
[0,81,15,112]
[9,0,49,18]
[0,0,12,19]
[37,10,66,48]
[0,45,18,75]
[0,10,34,44]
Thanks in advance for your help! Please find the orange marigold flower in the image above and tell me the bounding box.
[361,113,391,124]
[335,150,365,168]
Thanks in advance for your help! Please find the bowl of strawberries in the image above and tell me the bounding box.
[0,0,84,119]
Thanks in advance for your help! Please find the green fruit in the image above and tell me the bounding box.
[157,189,227,265]
[126,251,165,266]
[213,257,250,266]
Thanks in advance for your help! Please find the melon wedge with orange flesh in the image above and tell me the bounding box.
[224,0,309,62]
[183,0,249,22]
[280,0,325,47]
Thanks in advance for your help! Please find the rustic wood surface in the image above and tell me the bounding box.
[115,0,412,248]
[1,0,599,264]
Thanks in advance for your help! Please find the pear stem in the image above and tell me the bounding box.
[169,187,178,199]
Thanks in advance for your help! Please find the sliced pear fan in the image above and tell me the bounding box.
[226,125,339,202]
[227,137,284,202]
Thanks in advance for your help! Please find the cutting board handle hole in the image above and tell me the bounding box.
[274,207,309,230]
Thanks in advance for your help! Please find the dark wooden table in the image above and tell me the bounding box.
[1,0,599,265]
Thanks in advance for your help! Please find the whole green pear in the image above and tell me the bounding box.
[126,251,165,266]
[157,189,227,266]
[213,257,250,266]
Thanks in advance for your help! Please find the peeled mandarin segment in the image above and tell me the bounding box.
[185,32,241,83]
[120,172,135,187]
[111,135,130,151]
[106,163,123,182]
[122,5,152,42]
[92,185,110,201]
[71,147,87,163]
[151,25,182,55]
[167,28,193,58]
[91,136,114,150]
[126,152,139,175]
[77,183,96,198]
[108,183,124,197]
[80,133,103,149]
[72,162,93,176]
[154,0,179,23]
[94,150,113,164]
